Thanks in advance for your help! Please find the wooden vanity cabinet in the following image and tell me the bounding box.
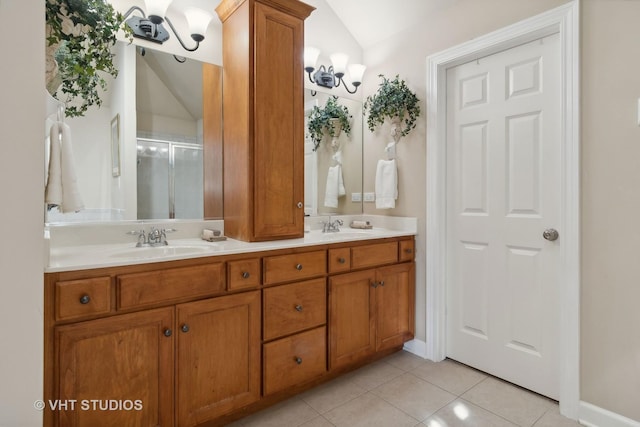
[214,0,314,242]
[54,308,174,427]
[45,236,415,426]
[328,241,416,370]
[176,291,261,427]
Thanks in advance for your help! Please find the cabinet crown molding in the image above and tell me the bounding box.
[216,0,315,22]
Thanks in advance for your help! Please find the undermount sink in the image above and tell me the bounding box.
[108,245,212,259]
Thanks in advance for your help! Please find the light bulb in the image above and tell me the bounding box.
[348,64,366,85]
[330,53,349,78]
[184,7,213,42]
[144,0,172,24]
[304,47,320,72]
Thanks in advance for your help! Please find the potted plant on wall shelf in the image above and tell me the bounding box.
[46,0,128,117]
[307,96,352,151]
[364,74,420,143]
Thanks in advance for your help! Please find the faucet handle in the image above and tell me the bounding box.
[335,219,344,226]
[127,229,147,247]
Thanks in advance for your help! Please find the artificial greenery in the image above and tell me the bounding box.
[364,74,421,138]
[46,0,127,117]
[307,96,352,151]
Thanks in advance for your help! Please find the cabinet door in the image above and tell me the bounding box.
[253,2,305,239]
[176,291,261,427]
[55,308,174,427]
[375,263,415,352]
[328,270,376,369]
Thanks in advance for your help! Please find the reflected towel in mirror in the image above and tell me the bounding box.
[324,164,345,208]
[375,159,397,209]
[45,122,84,213]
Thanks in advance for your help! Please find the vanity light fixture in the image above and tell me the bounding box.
[304,47,366,94]
[123,0,214,52]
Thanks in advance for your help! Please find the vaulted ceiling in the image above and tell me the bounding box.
[324,0,461,48]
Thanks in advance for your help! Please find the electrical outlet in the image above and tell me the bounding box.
[351,193,362,202]
[363,192,375,202]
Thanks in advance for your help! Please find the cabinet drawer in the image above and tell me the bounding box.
[118,263,225,309]
[227,258,261,290]
[399,239,415,262]
[55,277,111,321]
[263,278,326,341]
[328,248,351,274]
[263,326,326,396]
[263,250,326,285]
[351,242,398,270]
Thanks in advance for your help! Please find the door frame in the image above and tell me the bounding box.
[425,1,580,418]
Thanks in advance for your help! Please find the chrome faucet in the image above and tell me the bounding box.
[127,227,176,247]
[322,219,343,233]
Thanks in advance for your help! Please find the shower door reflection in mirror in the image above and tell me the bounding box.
[136,138,203,219]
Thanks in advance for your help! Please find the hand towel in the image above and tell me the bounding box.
[45,122,62,208]
[59,122,84,213]
[324,164,346,208]
[375,159,398,209]
[45,122,84,212]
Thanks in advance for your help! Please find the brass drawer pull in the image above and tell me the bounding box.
[295,264,303,271]
[181,324,190,333]
[338,257,346,264]
[242,271,250,279]
[294,356,302,365]
[295,304,303,312]
[163,328,172,337]
[79,295,91,305]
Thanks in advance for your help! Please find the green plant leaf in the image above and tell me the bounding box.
[363,74,421,138]
[306,96,353,151]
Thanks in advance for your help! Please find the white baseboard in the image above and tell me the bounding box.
[579,401,640,427]
[403,339,427,359]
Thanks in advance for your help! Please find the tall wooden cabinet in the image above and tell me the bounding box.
[214,0,314,242]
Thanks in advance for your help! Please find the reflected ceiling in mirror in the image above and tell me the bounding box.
[45,42,222,224]
[304,89,363,216]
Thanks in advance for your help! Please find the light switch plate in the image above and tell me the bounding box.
[363,192,375,202]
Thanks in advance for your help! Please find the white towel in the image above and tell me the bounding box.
[375,159,398,209]
[45,122,84,213]
[45,122,63,207]
[324,164,346,208]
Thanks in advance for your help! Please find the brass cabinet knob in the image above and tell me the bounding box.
[181,324,190,333]
[295,305,303,312]
[163,328,172,337]
[338,257,346,264]
[79,295,91,305]
[294,357,302,365]
[242,271,250,279]
[296,264,303,271]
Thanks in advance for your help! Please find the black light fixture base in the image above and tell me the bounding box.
[126,16,170,44]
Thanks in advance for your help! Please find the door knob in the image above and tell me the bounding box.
[543,228,559,241]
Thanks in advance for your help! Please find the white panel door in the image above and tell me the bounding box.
[446,34,561,399]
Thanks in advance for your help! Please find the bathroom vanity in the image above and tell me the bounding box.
[43,224,416,426]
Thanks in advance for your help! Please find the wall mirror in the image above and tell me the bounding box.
[45,41,222,224]
[304,89,363,216]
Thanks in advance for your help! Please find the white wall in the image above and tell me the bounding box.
[0,1,45,426]
[581,0,640,421]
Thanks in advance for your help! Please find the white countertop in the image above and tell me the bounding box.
[45,216,417,272]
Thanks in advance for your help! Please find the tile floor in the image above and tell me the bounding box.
[229,351,582,427]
